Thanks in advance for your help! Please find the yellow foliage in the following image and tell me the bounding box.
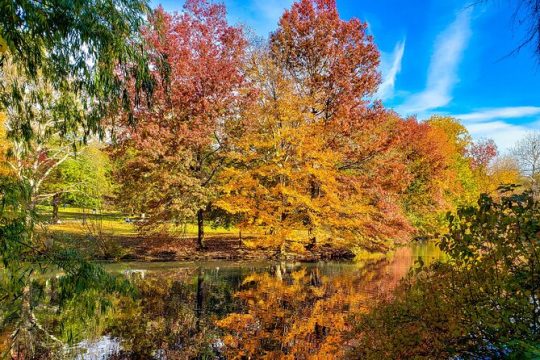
[0,113,13,177]
[479,156,521,195]
[0,34,7,54]
[216,267,367,359]
[218,51,375,251]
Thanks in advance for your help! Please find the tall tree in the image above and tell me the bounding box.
[467,138,505,196]
[0,1,154,353]
[468,138,498,170]
[426,116,480,208]
[112,1,246,249]
[218,49,357,250]
[479,155,521,196]
[399,118,454,236]
[270,0,380,139]
[219,0,413,252]
[270,0,414,249]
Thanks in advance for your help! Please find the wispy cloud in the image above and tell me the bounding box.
[465,119,540,152]
[453,106,540,151]
[454,106,540,122]
[397,8,473,115]
[376,40,406,101]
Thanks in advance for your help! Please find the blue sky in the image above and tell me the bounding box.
[152,0,540,151]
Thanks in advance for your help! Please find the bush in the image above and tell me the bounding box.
[351,189,540,358]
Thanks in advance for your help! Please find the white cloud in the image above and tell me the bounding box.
[396,8,473,115]
[376,40,406,101]
[465,119,540,152]
[454,106,540,122]
[453,106,540,152]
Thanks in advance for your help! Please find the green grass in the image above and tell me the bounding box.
[39,206,238,238]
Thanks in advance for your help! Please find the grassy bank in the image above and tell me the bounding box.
[39,207,357,262]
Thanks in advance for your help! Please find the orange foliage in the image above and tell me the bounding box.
[110,0,515,252]
[217,1,413,251]
[216,267,367,359]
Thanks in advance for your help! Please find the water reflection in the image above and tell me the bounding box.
[73,336,120,360]
[15,242,443,359]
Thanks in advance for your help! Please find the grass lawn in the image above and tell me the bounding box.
[38,206,238,238]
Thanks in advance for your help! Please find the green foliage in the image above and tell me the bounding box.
[31,259,134,345]
[0,0,153,352]
[0,130,128,354]
[44,145,113,209]
[0,0,154,140]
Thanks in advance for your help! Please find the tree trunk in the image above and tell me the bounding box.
[239,229,242,249]
[306,227,316,251]
[197,208,205,250]
[275,264,283,281]
[51,193,61,224]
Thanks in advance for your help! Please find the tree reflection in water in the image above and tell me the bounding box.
[217,247,417,359]
[5,245,441,359]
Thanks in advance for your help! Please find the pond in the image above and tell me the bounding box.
[28,242,444,359]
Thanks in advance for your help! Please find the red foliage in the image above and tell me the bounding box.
[112,0,247,225]
[270,0,380,133]
[468,139,498,169]
[130,1,246,148]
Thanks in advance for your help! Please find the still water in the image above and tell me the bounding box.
[33,242,443,359]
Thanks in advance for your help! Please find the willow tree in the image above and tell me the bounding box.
[0,0,153,136]
[0,1,153,355]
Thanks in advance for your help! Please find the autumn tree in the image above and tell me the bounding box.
[467,138,509,196]
[398,118,453,235]
[399,117,506,235]
[468,138,498,170]
[218,0,415,252]
[271,0,419,248]
[426,116,480,208]
[112,1,246,249]
[269,0,380,128]
[485,155,521,193]
[218,48,353,250]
